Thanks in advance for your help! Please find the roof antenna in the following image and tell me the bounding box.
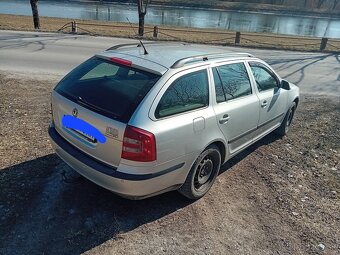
[126,17,148,55]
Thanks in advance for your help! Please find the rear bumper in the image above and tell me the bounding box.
[48,126,183,199]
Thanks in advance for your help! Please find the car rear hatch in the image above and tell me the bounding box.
[52,55,161,167]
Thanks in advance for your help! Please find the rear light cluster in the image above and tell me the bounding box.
[122,125,156,162]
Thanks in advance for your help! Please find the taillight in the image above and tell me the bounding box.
[122,125,156,162]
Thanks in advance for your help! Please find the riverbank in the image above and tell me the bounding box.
[1,14,339,52]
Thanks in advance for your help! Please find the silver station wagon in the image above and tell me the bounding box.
[49,43,299,199]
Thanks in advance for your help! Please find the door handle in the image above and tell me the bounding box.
[261,100,268,108]
[219,114,230,124]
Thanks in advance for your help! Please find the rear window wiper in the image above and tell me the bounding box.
[76,96,119,120]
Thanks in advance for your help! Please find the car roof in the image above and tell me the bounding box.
[97,43,254,75]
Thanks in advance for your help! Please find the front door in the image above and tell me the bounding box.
[211,62,260,155]
[248,61,288,139]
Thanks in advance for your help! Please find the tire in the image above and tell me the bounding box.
[179,145,221,200]
[276,102,296,137]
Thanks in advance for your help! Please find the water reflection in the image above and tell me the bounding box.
[0,0,339,38]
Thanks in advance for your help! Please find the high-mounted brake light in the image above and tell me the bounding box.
[110,57,132,67]
[122,125,156,162]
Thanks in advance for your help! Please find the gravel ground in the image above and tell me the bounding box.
[0,72,339,255]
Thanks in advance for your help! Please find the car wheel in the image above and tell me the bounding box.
[179,145,221,200]
[276,102,296,137]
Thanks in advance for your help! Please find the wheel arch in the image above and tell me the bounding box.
[203,139,227,164]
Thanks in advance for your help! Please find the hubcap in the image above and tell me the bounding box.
[196,158,213,187]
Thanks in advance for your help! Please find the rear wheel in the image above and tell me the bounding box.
[179,145,221,200]
[276,102,296,137]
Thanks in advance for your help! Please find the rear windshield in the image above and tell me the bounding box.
[55,57,161,123]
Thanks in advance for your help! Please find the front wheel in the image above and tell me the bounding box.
[179,145,221,200]
[276,102,296,137]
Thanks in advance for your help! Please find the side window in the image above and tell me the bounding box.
[155,70,209,118]
[212,67,226,103]
[213,63,252,102]
[249,63,279,92]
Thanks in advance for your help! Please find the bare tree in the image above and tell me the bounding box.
[317,0,327,8]
[333,0,340,8]
[222,80,239,98]
[30,0,40,29]
[137,0,149,36]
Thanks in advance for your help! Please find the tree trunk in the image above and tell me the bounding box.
[137,0,148,36]
[138,13,145,36]
[30,0,40,29]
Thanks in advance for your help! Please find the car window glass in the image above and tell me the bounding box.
[212,67,226,103]
[250,64,278,92]
[155,70,209,118]
[55,57,160,123]
[215,63,252,101]
[80,62,119,80]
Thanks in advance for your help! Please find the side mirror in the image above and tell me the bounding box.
[280,80,290,90]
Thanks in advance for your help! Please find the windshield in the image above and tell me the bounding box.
[55,57,161,123]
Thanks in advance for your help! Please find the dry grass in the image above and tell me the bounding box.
[1,14,339,52]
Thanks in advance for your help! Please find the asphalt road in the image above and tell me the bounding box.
[0,30,339,96]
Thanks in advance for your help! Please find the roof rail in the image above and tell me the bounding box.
[171,52,254,68]
[106,42,189,51]
[106,43,142,51]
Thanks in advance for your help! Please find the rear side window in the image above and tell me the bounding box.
[213,63,252,102]
[55,57,160,123]
[155,70,209,118]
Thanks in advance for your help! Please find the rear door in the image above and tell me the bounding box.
[147,67,214,165]
[247,61,288,138]
[211,61,260,155]
[52,57,161,167]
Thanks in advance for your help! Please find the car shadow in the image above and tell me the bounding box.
[0,154,192,255]
[0,132,280,254]
[219,132,280,175]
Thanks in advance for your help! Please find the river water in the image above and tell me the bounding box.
[0,0,339,38]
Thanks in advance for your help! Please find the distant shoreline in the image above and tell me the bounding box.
[68,0,340,18]
[148,3,340,19]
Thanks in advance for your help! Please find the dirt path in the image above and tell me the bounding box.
[0,73,339,255]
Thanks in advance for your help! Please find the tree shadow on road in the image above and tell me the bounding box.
[0,33,79,52]
[268,53,338,85]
